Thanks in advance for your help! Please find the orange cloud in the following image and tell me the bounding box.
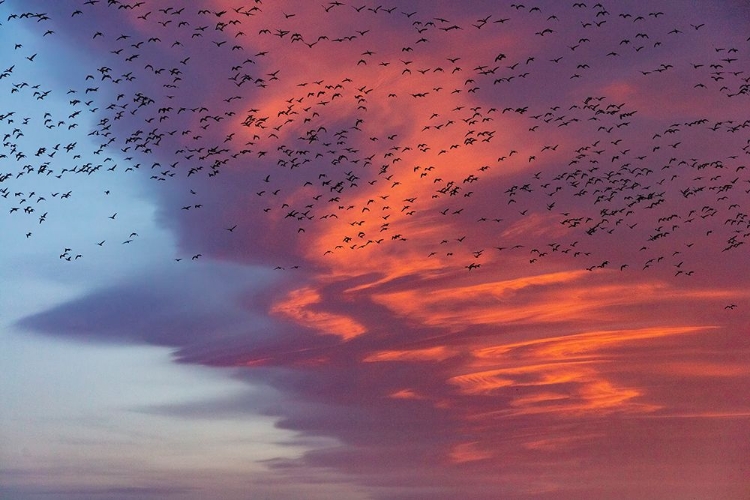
[371,271,736,331]
[522,433,604,451]
[388,389,424,400]
[451,362,658,417]
[369,270,590,329]
[445,325,717,419]
[448,441,493,464]
[472,325,714,361]
[271,286,366,340]
[363,346,454,362]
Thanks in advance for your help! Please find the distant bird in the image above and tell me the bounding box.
[0,0,747,307]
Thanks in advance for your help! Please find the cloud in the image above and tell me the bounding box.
[16,262,277,351]
[7,1,750,498]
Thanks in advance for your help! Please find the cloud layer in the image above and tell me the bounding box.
[4,1,750,498]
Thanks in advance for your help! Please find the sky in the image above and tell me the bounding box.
[1,1,749,499]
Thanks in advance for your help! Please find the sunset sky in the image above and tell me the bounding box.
[1,1,749,499]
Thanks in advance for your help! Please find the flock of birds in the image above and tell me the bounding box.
[1,1,749,307]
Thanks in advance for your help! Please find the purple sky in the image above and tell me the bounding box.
[2,1,749,499]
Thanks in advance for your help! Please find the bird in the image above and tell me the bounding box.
[0,0,747,304]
